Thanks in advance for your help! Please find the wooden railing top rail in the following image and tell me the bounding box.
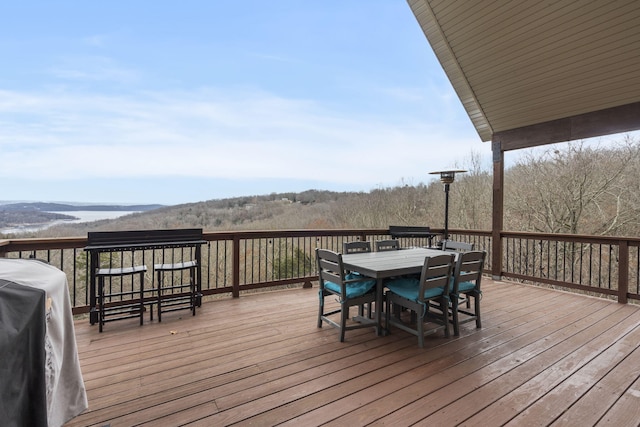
[0,236,88,252]
[448,228,640,243]
[4,228,640,250]
[500,230,640,244]
[5,228,640,254]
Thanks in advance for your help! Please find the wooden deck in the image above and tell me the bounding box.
[66,279,640,427]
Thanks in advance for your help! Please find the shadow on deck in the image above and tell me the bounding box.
[66,279,640,426]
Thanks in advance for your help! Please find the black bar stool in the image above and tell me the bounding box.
[97,265,147,333]
[154,260,198,322]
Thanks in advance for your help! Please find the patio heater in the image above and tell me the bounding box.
[429,169,467,247]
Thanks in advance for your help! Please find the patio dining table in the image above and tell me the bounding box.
[341,247,451,335]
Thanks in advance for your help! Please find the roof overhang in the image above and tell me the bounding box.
[408,0,640,150]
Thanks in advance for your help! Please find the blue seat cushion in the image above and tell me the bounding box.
[458,281,476,292]
[448,276,477,293]
[386,277,444,301]
[324,273,376,299]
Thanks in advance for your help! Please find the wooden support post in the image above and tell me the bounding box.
[491,140,504,280]
[618,240,629,304]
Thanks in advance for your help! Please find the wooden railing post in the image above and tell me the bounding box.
[618,239,629,304]
[232,235,241,298]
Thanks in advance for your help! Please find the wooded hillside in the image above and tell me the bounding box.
[13,136,640,239]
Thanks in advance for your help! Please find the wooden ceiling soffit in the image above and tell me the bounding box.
[492,101,640,152]
[407,0,492,141]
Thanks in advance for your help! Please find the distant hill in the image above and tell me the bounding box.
[8,190,371,237]
[0,202,165,212]
[0,202,166,231]
[0,210,77,229]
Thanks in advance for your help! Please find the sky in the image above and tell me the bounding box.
[0,1,633,206]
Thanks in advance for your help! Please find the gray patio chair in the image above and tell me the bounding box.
[450,251,486,336]
[375,239,400,252]
[442,240,474,252]
[441,241,475,310]
[343,241,373,317]
[342,241,371,254]
[316,249,377,342]
[384,253,455,347]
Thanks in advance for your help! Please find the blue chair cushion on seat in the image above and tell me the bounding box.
[386,277,444,301]
[448,276,476,293]
[324,273,376,299]
[457,281,476,292]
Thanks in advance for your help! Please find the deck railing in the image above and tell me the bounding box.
[1,228,638,315]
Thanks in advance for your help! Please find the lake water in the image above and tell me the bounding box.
[1,211,140,234]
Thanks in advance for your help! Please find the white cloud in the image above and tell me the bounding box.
[0,86,488,188]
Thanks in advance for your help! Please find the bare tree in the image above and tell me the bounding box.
[505,137,640,235]
[449,150,493,230]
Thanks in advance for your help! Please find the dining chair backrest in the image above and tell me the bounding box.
[443,240,474,252]
[452,250,485,293]
[343,241,371,254]
[316,248,346,288]
[375,239,399,252]
[418,253,456,301]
